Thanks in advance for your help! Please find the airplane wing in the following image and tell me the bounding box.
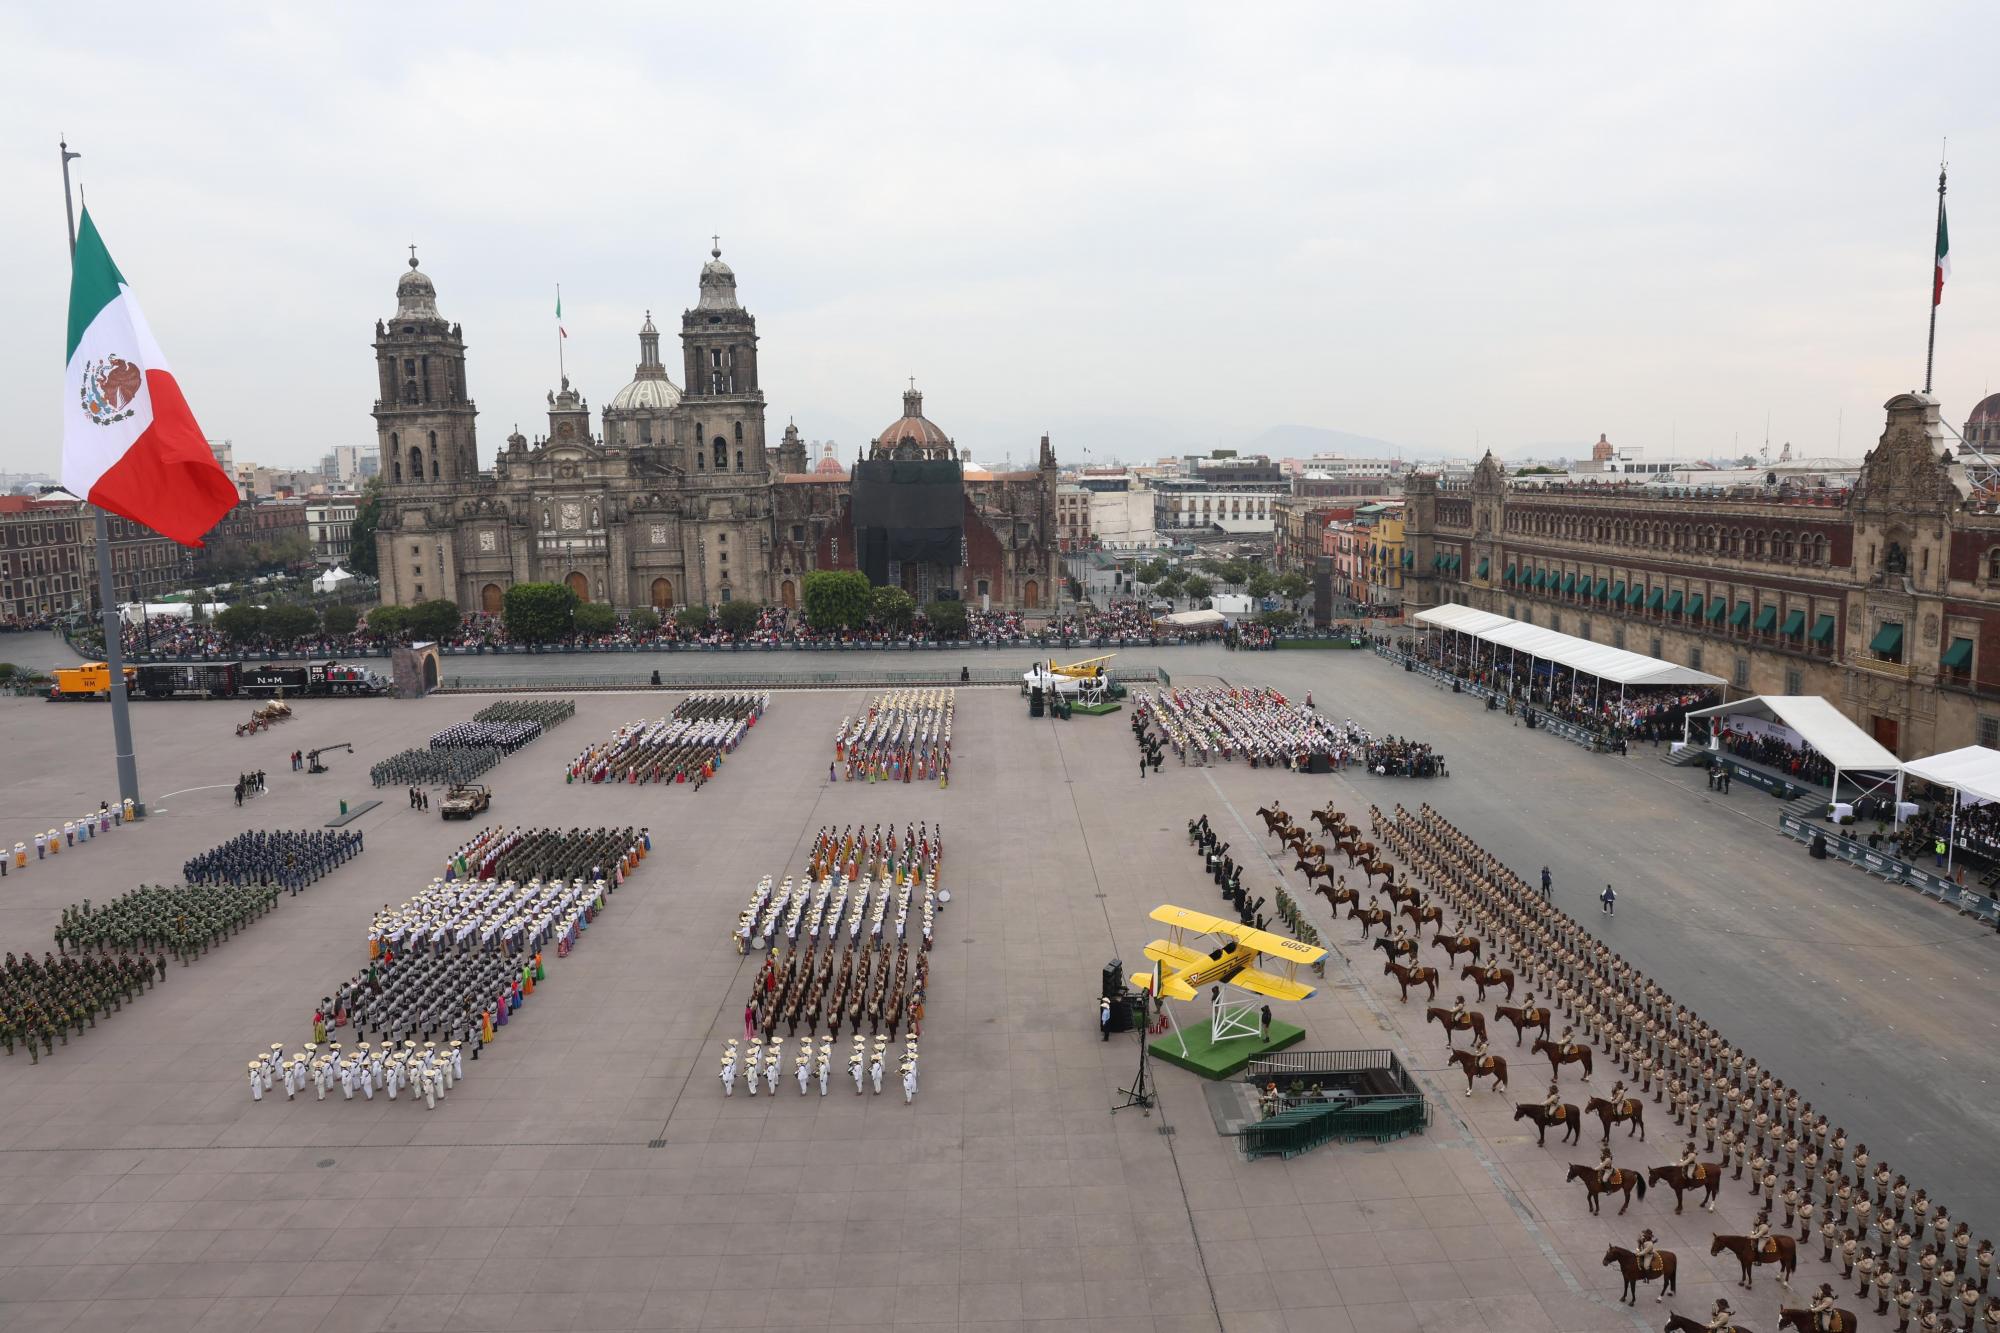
[1226,967,1317,1003]
[1138,939,1206,1000]
[1150,904,1232,936]
[1236,925,1327,969]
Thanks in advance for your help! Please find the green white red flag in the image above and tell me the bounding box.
[62,208,236,546]
[1935,197,1951,307]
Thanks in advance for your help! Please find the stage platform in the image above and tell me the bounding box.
[1150,1016,1304,1079]
[1071,700,1122,715]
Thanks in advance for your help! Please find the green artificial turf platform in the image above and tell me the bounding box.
[1150,1017,1305,1079]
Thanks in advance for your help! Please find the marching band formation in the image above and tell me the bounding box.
[833,689,954,785]
[1135,686,1353,768]
[566,692,769,786]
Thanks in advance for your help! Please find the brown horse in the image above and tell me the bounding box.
[1358,857,1396,889]
[1311,809,1352,836]
[1382,959,1438,1002]
[1255,805,1291,836]
[1602,1245,1676,1304]
[1342,839,1378,867]
[1349,904,1391,937]
[1447,1048,1506,1096]
[1282,831,1320,861]
[1295,858,1337,891]
[1425,1007,1486,1048]
[1402,902,1443,931]
[1372,934,1418,962]
[1586,1095,1646,1141]
[1430,931,1482,964]
[1316,883,1358,912]
[1493,1004,1550,1046]
[1647,1163,1722,1215]
[1712,1233,1795,1289]
[1777,1306,1855,1333]
[1567,1162,1644,1215]
[1460,963,1514,1002]
[1382,880,1421,907]
[1513,1101,1580,1146]
[1530,1037,1593,1080]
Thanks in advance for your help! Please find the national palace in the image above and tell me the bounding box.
[1401,392,2000,756]
[369,247,1058,614]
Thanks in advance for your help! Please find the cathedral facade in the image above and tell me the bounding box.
[371,248,1058,615]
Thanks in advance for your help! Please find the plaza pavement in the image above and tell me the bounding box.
[0,644,1986,1331]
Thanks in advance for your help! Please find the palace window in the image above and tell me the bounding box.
[1987,548,2000,581]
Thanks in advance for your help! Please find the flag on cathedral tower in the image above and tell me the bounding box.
[61,207,237,547]
[556,288,567,338]
[1934,194,1951,307]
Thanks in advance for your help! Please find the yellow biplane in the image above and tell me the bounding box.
[1024,652,1116,701]
[1131,904,1325,1003]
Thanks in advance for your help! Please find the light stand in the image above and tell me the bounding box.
[1113,1003,1154,1115]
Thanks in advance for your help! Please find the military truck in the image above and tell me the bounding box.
[440,783,491,820]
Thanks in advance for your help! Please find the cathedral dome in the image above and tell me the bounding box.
[395,252,442,321]
[874,387,954,458]
[697,244,741,312]
[1591,433,1614,462]
[1968,393,2000,424]
[609,377,682,412]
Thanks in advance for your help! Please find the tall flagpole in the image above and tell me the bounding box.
[62,136,145,817]
[1926,149,1948,396]
[556,283,566,386]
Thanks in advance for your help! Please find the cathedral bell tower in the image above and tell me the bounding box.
[678,243,767,480]
[372,250,478,487]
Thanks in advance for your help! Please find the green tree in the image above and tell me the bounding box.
[405,598,463,642]
[716,600,761,636]
[628,607,661,634]
[802,569,872,631]
[674,605,711,633]
[925,598,969,638]
[502,582,577,644]
[1217,559,1252,588]
[1153,571,1182,602]
[1256,609,1298,629]
[215,604,265,643]
[1137,558,1170,585]
[1181,574,1212,602]
[1247,570,1278,600]
[1276,571,1311,606]
[321,602,360,636]
[263,604,318,645]
[870,585,916,632]
[348,479,384,578]
[573,602,618,636]
[365,604,409,640]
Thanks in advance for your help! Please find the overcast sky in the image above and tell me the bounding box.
[4,4,1998,474]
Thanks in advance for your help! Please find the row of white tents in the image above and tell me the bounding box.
[115,567,358,624]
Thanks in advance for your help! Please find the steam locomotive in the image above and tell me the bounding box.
[48,659,385,701]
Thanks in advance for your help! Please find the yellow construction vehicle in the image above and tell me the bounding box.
[47,662,136,701]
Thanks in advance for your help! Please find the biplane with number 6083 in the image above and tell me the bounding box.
[1131,905,1325,1054]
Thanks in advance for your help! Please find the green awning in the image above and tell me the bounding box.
[1503,565,1516,584]
[1432,554,1444,570]
[1610,581,1625,604]
[1534,569,1548,589]
[1665,590,1684,614]
[1709,598,1729,623]
[1754,605,1778,633]
[1646,587,1664,611]
[1593,577,1609,599]
[1730,601,1752,627]
[1943,637,1974,670]
[1477,558,1489,578]
[1781,609,1805,637]
[1869,622,1903,656]
[1561,573,1576,594]
[1626,583,1644,606]
[1449,554,1461,571]
[1403,550,1412,568]
[1809,613,1835,643]
[1685,594,1704,620]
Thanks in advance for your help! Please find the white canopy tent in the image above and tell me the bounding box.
[313,566,356,594]
[1158,608,1226,630]
[1680,695,1904,805]
[1412,605,1725,719]
[1901,745,2000,872]
[117,601,226,623]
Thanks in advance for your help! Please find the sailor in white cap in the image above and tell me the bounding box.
[795,1052,811,1096]
[764,1040,783,1096]
[720,1040,739,1096]
[850,1040,866,1094]
[816,1040,832,1097]
[745,1040,762,1096]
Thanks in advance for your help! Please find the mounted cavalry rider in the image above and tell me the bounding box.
[1749,1212,1775,1256]
[1450,995,1469,1028]
[1636,1228,1661,1272]
[1597,1144,1617,1187]
[1543,1083,1564,1122]
[1678,1139,1704,1183]
[1807,1282,1837,1330]
[1559,1025,1580,1059]
[1706,1297,1735,1333]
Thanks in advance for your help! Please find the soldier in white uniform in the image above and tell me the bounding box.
[449,1040,465,1083]
[901,1058,918,1104]
[720,1040,738,1096]
[248,1060,265,1101]
[869,1039,886,1095]
[816,1041,831,1096]
[764,1040,782,1096]
[338,1057,358,1100]
[850,1040,865,1094]
[795,1054,811,1096]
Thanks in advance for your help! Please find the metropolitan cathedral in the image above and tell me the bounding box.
[370,246,1058,614]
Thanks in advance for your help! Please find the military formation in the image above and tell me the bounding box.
[369,743,502,789]
[1136,685,1353,768]
[181,828,364,891]
[1,950,162,1062]
[566,691,769,787]
[55,883,281,959]
[833,688,954,784]
[7,803,124,874]
[428,719,545,753]
[251,825,650,1107]
[247,1036,468,1110]
[719,1032,921,1103]
[1371,801,2000,1333]
[472,698,575,731]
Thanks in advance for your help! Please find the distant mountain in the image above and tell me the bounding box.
[1245,423,1404,459]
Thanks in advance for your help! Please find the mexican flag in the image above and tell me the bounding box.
[1935,197,1951,307]
[62,208,237,546]
[556,288,567,338]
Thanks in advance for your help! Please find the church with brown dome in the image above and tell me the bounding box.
[370,246,1058,614]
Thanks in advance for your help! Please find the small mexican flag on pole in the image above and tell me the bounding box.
[556,286,567,338]
[1934,192,1951,307]
[61,208,236,546]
